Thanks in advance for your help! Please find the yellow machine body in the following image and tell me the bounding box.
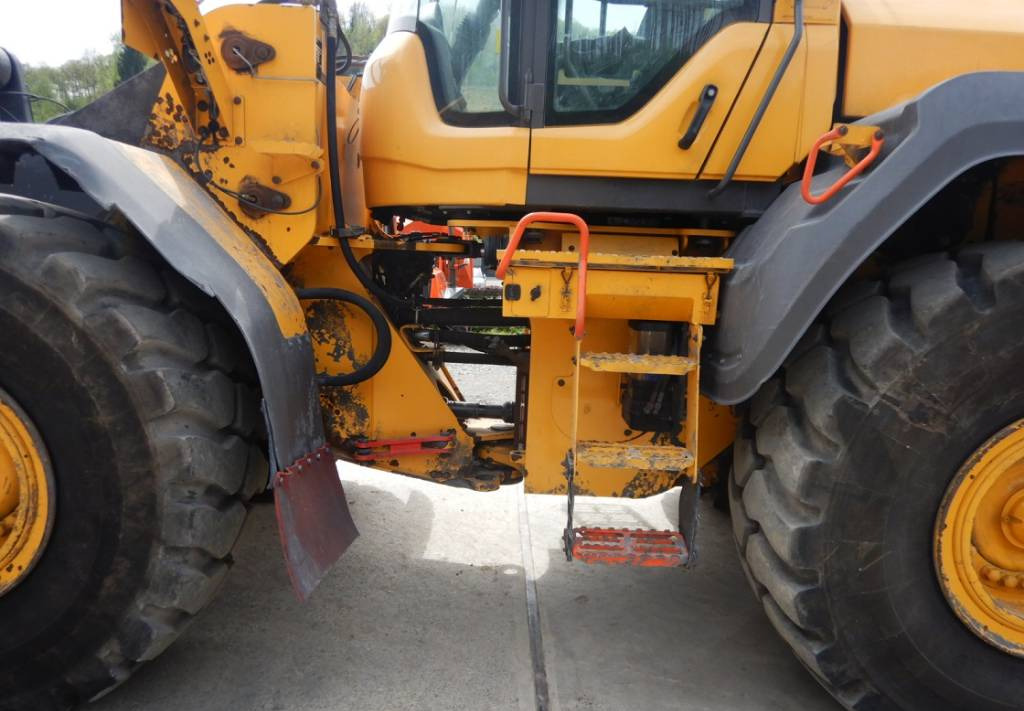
[119,0,1024,502]
[840,0,1024,118]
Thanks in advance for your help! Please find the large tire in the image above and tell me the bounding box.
[729,243,1024,711]
[0,206,266,710]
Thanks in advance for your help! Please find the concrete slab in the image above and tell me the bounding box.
[525,491,836,711]
[93,464,838,711]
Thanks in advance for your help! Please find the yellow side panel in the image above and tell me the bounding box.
[700,22,839,181]
[842,0,1024,118]
[524,319,733,497]
[528,23,768,181]
[135,3,328,265]
[360,32,529,208]
[524,319,648,496]
[202,6,324,152]
[288,245,476,480]
[775,0,841,24]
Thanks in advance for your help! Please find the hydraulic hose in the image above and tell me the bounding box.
[295,288,393,386]
[312,2,394,386]
[323,10,407,311]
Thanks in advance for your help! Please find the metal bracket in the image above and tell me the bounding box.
[220,30,276,73]
[237,177,291,218]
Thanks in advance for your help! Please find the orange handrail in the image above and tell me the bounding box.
[496,211,590,340]
[802,126,885,205]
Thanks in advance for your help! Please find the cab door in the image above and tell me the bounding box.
[527,0,840,191]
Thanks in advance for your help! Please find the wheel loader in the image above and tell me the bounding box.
[1,0,1024,709]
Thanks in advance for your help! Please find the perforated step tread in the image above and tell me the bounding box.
[580,352,696,375]
[571,528,689,567]
[576,442,693,471]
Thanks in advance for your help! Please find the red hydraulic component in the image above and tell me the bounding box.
[571,528,689,567]
[454,258,473,288]
[402,221,474,297]
[429,258,475,297]
[802,125,885,205]
[352,433,456,462]
[496,211,590,340]
[429,265,448,298]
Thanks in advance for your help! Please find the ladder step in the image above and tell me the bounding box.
[576,442,693,471]
[579,352,697,375]
[571,528,689,567]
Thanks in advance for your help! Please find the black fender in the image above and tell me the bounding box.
[705,72,1024,405]
[0,124,322,474]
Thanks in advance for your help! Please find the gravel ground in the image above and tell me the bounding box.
[444,360,517,406]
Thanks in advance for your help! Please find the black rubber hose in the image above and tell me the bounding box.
[324,20,406,311]
[336,26,353,75]
[295,288,393,386]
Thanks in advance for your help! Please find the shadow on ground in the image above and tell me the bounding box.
[92,467,837,711]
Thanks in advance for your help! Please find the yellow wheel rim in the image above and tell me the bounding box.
[936,420,1024,656]
[0,387,55,597]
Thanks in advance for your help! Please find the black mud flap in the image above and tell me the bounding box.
[274,446,359,601]
[678,479,701,569]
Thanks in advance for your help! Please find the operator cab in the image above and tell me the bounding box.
[363,0,828,222]
[394,0,764,126]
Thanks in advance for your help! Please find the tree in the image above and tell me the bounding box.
[116,45,150,85]
[344,2,388,56]
[22,52,116,122]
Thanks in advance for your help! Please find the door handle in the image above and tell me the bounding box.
[678,84,718,149]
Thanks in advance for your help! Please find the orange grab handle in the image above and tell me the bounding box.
[801,127,885,206]
[496,211,590,340]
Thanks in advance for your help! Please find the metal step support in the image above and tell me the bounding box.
[499,212,708,568]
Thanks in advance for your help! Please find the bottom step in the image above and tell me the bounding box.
[570,528,689,568]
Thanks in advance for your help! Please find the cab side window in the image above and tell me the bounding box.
[419,0,506,121]
[550,0,762,123]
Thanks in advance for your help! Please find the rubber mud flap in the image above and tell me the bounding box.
[274,446,359,601]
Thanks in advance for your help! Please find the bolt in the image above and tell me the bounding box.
[233,96,242,105]
[272,176,282,185]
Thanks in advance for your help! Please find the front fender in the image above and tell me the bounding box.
[706,72,1024,404]
[0,124,358,598]
[0,124,319,470]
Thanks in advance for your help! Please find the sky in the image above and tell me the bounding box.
[0,0,390,67]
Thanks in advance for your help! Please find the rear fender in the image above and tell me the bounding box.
[706,72,1024,404]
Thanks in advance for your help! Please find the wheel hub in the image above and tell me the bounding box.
[936,420,1024,657]
[0,387,55,597]
[1000,490,1024,550]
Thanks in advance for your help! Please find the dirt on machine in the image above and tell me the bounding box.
[2,1,1024,709]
